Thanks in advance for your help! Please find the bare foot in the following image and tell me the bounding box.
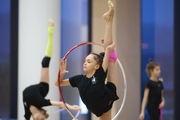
[48,19,54,27]
[108,0,114,9]
[103,0,114,21]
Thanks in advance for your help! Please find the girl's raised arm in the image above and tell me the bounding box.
[55,59,70,86]
[102,43,116,71]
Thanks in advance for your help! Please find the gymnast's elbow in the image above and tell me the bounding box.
[55,79,62,86]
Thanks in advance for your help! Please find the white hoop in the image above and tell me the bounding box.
[112,58,127,120]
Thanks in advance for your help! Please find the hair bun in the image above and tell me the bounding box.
[99,52,105,58]
[149,58,153,63]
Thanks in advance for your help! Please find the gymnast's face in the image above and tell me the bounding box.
[151,66,161,77]
[83,54,100,73]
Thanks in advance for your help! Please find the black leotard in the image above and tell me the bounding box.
[69,66,119,117]
[23,82,51,120]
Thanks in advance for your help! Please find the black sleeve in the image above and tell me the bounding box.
[35,97,52,108]
[69,75,83,87]
[145,81,151,89]
[40,99,51,107]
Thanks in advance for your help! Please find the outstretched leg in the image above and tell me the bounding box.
[100,1,118,120]
[103,0,118,88]
[39,19,54,84]
[103,0,114,48]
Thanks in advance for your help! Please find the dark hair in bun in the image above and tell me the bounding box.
[149,58,153,63]
[146,58,160,77]
[90,52,105,66]
[99,52,105,58]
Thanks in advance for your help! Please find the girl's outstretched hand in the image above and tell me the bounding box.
[60,59,69,75]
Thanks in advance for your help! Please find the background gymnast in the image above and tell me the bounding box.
[56,1,119,120]
[139,59,165,120]
[22,19,81,120]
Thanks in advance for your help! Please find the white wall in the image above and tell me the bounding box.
[18,0,60,120]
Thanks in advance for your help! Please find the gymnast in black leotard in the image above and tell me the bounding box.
[22,19,81,120]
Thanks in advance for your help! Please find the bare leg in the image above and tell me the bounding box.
[40,68,50,84]
[99,109,112,120]
[102,1,118,88]
[103,1,114,48]
[107,62,118,87]
[39,19,54,84]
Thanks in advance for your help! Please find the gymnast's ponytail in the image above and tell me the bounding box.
[91,52,105,66]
